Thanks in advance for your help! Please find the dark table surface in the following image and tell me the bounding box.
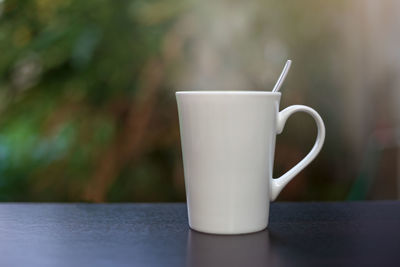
[1,202,400,267]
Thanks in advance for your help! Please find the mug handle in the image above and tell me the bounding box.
[270,105,326,201]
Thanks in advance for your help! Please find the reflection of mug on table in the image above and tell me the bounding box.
[187,229,274,267]
[177,91,325,234]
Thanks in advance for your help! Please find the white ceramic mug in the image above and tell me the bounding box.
[176,91,325,234]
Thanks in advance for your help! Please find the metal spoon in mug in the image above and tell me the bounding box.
[272,59,292,93]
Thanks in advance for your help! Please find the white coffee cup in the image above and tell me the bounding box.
[176,91,325,234]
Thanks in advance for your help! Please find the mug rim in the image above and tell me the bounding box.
[176,91,281,96]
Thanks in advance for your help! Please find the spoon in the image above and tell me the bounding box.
[272,60,292,92]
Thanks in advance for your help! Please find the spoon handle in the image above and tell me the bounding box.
[272,60,292,92]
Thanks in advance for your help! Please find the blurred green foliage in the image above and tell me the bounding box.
[0,0,186,201]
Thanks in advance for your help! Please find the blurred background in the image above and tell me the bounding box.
[0,0,399,202]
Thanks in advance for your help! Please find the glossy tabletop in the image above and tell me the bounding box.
[0,202,399,267]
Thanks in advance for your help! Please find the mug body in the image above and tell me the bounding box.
[176,91,281,234]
